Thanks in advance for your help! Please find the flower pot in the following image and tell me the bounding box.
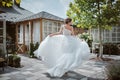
[8,55,14,67]
[13,57,21,68]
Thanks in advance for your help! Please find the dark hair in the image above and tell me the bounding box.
[64,18,72,24]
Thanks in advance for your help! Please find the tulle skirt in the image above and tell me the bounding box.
[34,35,90,77]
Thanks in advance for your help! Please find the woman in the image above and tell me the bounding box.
[34,18,90,77]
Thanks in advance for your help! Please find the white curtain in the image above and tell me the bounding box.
[25,24,29,46]
[19,24,23,44]
[33,21,40,44]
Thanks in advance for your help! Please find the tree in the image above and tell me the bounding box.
[0,0,21,7]
[67,0,120,59]
[0,0,13,7]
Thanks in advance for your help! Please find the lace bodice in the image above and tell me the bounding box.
[62,25,72,35]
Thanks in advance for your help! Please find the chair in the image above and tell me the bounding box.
[0,50,6,71]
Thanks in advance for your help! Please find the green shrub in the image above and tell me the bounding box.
[78,33,93,47]
[105,61,120,80]
[103,43,119,55]
[8,54,21,67]
[29,42,39,58]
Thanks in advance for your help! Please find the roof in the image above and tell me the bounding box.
[0,5,33,22]
[17,11,64,22]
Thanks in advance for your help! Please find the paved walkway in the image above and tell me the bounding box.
[0,54,120,80]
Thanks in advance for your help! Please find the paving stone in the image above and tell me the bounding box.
[0,54,120,80]
[0,77,10,80]
[80,77,88,80]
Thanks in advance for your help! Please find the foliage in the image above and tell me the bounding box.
[0,0,21,7]
[0,0,13,7]
[67,0,120,28]
[67,0,120,58]
[78,32,93,47]
[29,42,39,58]
[8,54,21,68]
[105,61,120,80]
[78,32,92,41]
[15,0,21,4]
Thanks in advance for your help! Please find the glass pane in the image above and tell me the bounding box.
[54,22,57,26]
[0,37,3,43]
[44,26,47,31]
[112,27,117,32]
[48,26,52,31]
[0,29,3,35]
[112,38,116,41]
[112,33,116,37]
[117,28,120,32]
[0,21,3,28]
[117,33,120,38]
[117,38,120,41]
[104,38,109,42]
[106,33,109,37]
[45,32,47,37]
[58,23,61,27]
[49,22,52,27]
[58,27,60,31]
[18,25,20,33]
[106,30,109,33]
[55,27,57,31]
[53,22,57,32]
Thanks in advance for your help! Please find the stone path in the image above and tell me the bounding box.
[0,54,120,80]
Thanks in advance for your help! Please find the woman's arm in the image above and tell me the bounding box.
[49,26,63,37]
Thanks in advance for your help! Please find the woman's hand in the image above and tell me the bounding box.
[49,34,54,37]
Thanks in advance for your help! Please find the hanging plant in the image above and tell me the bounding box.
[15,0,21,4]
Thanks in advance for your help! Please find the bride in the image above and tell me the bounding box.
[34,18,90,77]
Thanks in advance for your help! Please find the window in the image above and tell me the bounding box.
[53,22,57,32]
[17,25,23,44]
[0,29,3,35]
[42,20,63,39]
[0,37,3,43]
[0,21,3,28]
[18,25,20,43]
[103,27,120,43]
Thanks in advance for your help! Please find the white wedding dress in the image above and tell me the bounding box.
[34,25,90,77]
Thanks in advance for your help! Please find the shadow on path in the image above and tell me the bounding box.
[44,71,104,80]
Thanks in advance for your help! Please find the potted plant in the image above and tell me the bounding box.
[13,55,21,68]
[8,52,21,68]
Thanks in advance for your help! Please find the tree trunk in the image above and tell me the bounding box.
[97,0,103,58]
[98,27,103,58]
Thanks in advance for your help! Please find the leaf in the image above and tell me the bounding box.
[15,0,21,4]
[2,1,6,6]
[0,0,13,7]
